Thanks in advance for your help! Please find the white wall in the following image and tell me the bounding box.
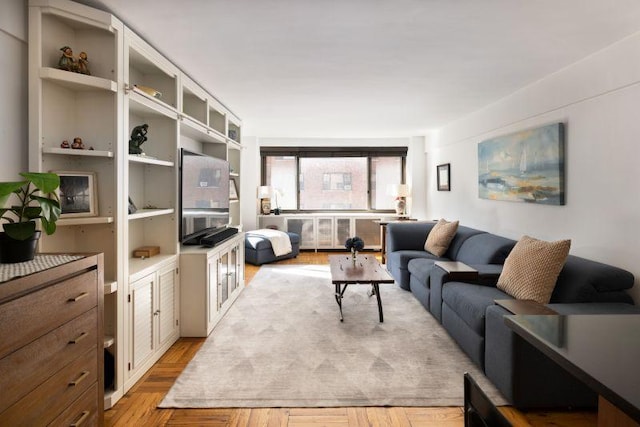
[427,31,640,303]
[0,0,28,181]
[242,136,428,230]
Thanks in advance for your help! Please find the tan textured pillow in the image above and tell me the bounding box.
[497,235,571,304]
[424,219,459,257]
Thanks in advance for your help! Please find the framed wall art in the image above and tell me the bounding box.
[55,171,98,217]
[478,122,565,205]
[437,163,450,191]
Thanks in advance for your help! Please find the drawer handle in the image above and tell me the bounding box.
[68,292,88,302]
[68,371,90,387]
[69,332,88,344]
[70,410,90,427]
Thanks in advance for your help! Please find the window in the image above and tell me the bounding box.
[371,156,403,210]
[262,147,406,212]
[264,156,296,210]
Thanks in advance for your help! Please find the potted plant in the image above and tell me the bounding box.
[0,172,61,263]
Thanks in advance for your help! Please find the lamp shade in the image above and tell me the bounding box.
[388,184,410,197]
[257,186,272,199]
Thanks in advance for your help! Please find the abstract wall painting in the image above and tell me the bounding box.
[478,123,565,205]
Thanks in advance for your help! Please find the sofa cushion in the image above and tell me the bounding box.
[551,255,635,303]
[407,258,436,286]
[442,282,510,335]
[387,250,442,291]
[443,226,486,259]
[456,233,516,265]
[497,235,571,304]
[425,219,459,257]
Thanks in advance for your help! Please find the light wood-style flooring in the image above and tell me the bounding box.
[105,251,597,426]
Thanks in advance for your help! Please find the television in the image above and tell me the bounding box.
[180,149,230,245]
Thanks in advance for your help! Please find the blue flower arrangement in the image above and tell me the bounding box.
[345,236,365,252]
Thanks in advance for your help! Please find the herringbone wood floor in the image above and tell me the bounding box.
[105,251,597,426]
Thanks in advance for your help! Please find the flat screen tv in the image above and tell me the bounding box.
[180,149,230,245]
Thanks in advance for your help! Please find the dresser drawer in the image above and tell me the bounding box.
[0,269,98,358]
[0,307,98,413]
[49,383,99,427]
[0,347,98,426]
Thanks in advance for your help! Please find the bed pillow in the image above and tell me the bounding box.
[424,218,459,257]
[497,235,571,304]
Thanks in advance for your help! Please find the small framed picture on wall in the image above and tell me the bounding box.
[437,163,450,191]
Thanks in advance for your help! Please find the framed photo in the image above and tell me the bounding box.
[55,171,98,217]
[229,178,239,200]
[437,163,450,191]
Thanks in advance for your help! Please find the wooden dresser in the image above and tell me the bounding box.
[0,254,104,426]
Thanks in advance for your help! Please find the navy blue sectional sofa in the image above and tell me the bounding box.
[386,221,638,409]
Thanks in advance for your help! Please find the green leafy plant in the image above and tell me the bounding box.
[0,172,61,240]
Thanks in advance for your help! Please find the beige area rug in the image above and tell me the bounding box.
[159,264,506,408]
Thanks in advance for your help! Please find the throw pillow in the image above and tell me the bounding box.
[424,218,459,257]
[497,235,571,304]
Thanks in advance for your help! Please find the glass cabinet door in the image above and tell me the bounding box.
[228,246,238,294]
[218,251,229,308]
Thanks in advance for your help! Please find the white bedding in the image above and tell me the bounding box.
[249,229,292,257]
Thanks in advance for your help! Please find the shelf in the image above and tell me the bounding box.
[129,253,177,282]
[128,154,174,167]
[104,280,118,294]
[128,208,174,220]
[104,335,115,348]
[180,118,226,144]
[57,216,114,226]
[43,147,114,157]
[129,90,178,119]
[40,67,117,92]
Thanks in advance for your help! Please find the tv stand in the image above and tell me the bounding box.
[200,227,239,247]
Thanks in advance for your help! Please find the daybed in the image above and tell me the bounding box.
[386,221,637,409]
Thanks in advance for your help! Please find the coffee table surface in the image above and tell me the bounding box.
[329,254,394,284]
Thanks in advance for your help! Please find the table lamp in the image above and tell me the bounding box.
[257,186,272,215]
[389,184,410,217]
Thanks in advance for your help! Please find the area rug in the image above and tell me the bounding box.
[159,264,506,408]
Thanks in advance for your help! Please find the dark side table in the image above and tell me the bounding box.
[505,313,640,426]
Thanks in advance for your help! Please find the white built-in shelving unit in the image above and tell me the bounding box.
[29,0,244,410]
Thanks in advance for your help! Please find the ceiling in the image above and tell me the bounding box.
[87,0,640,138]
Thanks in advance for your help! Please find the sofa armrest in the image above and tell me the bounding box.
[386,222,436,253]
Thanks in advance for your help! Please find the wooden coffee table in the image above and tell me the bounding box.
[328,254,394,322]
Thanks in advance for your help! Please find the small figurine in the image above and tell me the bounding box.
[77,51,90,75]
[129,124,149,155]
[58,46,78,72]
[60,140,70,149]
[71,137,85,149]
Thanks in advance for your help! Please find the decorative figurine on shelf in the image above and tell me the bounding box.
[345,236,365,266]
[58,46,78,72]
[60,140,70,149]
[129,123,149,155]
[71,137,85,149]
[77,51,90,75]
